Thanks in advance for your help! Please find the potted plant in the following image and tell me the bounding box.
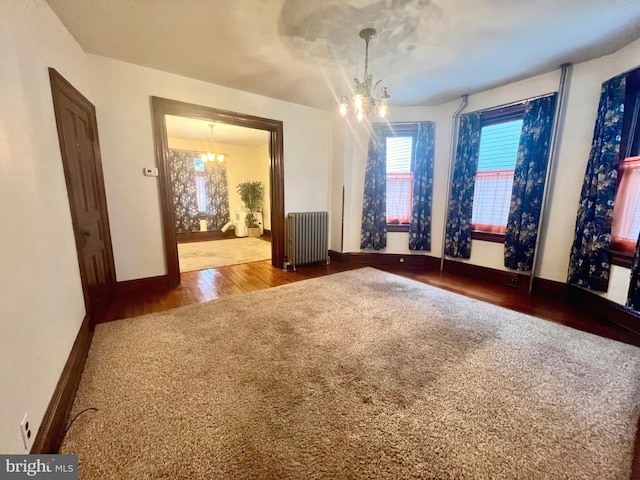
[236,181,263,237]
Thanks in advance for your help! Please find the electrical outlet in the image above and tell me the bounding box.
[19,413,32,450]
[399,257,405,263]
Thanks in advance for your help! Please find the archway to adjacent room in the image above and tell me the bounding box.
[151,97,285,287]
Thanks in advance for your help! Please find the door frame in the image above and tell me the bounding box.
[49,68,116,323]
[151,97,285,287]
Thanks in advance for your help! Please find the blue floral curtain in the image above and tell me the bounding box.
[409,122,436,251]
[567,74,627,291]
[627,234,640,310]
[168,149,200,233]
[444,113,482,258]
[504,94,558,271]
[361,125,387,250]
[204,161,231,230]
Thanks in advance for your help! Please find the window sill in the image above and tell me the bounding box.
[611,249,634,268]
[471,230,505,243]
[387,224,410,233]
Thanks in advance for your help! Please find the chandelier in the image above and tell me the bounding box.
[338,28,390,122]
[201,124,228,163]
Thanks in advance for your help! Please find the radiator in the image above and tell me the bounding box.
[285,211,329,271]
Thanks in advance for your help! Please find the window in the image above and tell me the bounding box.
[194,157,207,214]
[386,136,413,225]
[382,124,417,231]
[611,70,640,265]
[471,107,525,241]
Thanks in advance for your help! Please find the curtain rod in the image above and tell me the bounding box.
[616,63,640,78]
[464,92,558,116]
[373,121,424,127]
[168,148,203,154]
[373,93,556,124]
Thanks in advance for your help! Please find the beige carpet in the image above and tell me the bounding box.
[61,268,640,479]
[178,237,271,272]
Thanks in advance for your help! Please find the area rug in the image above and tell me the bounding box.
[178,237,271,271]
[60,268,640,479]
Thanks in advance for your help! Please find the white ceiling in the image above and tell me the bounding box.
[165,115,270,147]
[47,0,640,110]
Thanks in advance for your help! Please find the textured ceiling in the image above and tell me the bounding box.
[47,0,640,109]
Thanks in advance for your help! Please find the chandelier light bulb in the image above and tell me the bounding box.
[378,105,387,118]
[356,110,364,122]
[338,97,347,117]
[354,94,364,110]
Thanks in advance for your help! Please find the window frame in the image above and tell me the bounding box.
[195,173,207,215]
[193,157,208,218]
[471,104,527,243]
[611,69,640,267]
[380,123,419,232]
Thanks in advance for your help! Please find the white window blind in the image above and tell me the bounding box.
[386,136,413,224]
[472,119,523,232]
[612,156,640,253]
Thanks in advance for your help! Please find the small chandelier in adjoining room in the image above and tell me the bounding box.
[338,27,390,122]
[201,123,228,163]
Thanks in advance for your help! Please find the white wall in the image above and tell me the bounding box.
[0,0,90,453]
[329,118,346,251]
[213,142,271,231]
[336,37,640,306]
[88,55,332,281]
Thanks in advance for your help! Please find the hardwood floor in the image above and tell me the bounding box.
[104,260,640,347]
[103,260,357,323]
[102,260,639,478]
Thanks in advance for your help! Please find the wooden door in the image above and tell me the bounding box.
[49,68,116,324]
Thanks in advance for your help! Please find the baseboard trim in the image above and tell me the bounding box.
[442,258,530,291]
[31,314,93,454]
[569,285,640,336]
[115,275,170,295]
[177,229,235,243]
[531,276,570,300]
[329,250,440,270]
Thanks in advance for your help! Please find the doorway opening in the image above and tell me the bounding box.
[165,116,272,272]
[151,97,284,287]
